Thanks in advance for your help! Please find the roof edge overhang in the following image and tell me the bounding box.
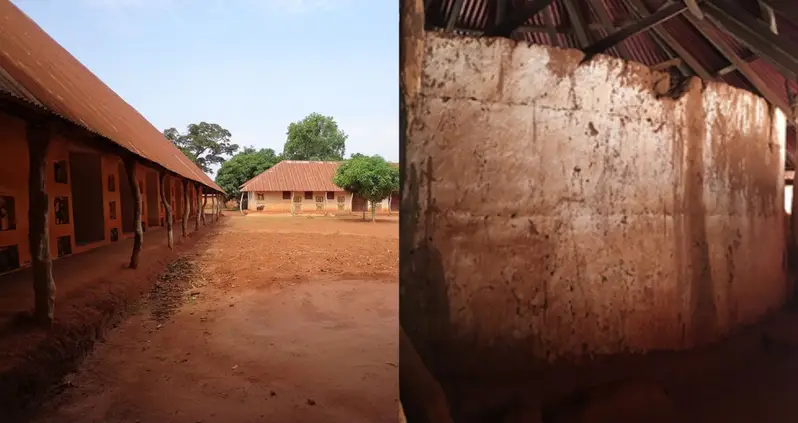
[0,90,225,194]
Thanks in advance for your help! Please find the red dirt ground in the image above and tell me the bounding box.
[28,215,398,423]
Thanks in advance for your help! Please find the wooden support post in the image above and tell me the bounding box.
[201,191,208,226]
[159,172,174,249]
[27,121,56,327]
[181,179,189,236]
[217,194,223,219]
[194,184,201,232]
[239,192,245,215]
[124,156,143,269]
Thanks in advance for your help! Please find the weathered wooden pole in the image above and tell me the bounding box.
[217,193,223,220]
[181,179,189,237]
[159,172,174,249]
[201,190,208,226]
[27,121,56,327]
[194,183,201,231]
[124,156,144,269]
[239,192,245,216]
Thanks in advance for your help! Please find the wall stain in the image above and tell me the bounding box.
[681,78,717,345]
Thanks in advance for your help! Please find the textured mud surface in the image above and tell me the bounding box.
[31,215,399,423]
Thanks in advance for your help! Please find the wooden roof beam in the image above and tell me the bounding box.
[622,0,713,80]
[445,0,466,31]
[583,2,687,61]
[758,1,778,34]
[562,0,591,48]
[684,13,792,116]
[586,0,632,59]
[703,0,798,80]
[715,53,758,76]
[758,0,798,24]
[542,4,560,47]
[485,0,556,37]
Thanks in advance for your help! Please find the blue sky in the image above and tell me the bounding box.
[12,0,398,175]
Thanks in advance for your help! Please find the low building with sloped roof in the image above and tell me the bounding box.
[240,160,399,214]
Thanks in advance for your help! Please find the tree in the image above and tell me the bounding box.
[283,113,347,161]
[164,122,239,173]
[215,147,281,201]
[333,155,399,222]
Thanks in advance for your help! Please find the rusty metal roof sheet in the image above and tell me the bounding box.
[0,0,223,192]
[240,161,344,192]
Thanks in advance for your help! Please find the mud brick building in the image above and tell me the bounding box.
[240,160,400,214]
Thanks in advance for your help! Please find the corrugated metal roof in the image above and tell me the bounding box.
[241,160,400,192]
[427,0,798,168]
[0,66,43,107]
[240,161,344,192]
[0,0,223,193]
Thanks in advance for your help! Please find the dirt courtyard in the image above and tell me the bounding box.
[31,214,399,423]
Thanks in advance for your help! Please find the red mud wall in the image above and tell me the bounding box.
[0,110,187,275]
[402,33,788,374]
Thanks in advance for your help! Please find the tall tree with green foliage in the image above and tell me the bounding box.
[215,147,281,200]
[333,155,399,221]
[283,113,347,161]
[164,122,239,173]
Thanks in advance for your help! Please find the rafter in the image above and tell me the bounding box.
[542,5,560,47]
[485,0,556,38]
[758,0,798,24]
[703,0,798,80]
[685,13,792,115]
[583,2,687,60]
[622,0,713,80]
[715,53,758,76]
[562,0,591,48]
[587,0,631,59]
[758,1,778,34]
[446,0,466,31]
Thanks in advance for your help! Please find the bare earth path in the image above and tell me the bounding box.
[32,215,399,423]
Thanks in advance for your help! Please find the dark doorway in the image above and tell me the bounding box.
[241,193,248,210]
[351,193,368,212]
[174,179,183,220]
[146,171,159,227]
[390,192,400,212]
[118,162,135,234]
[69,152,105,245]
